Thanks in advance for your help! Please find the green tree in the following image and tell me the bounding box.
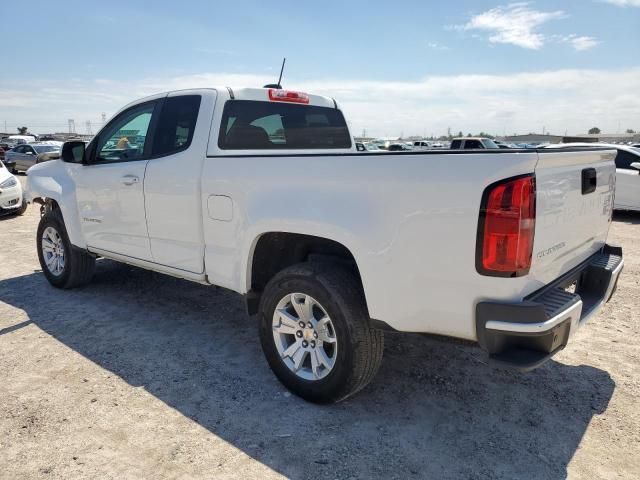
[17,126,28,135]
[477,132,495,139]
[626,129,636,134]
[588,127,601,134]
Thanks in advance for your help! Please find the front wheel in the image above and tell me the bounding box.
[16,199,27,216]
[258,262,384,403]
[37,209,95,288]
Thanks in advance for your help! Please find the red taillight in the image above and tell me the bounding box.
[268,89,310,104]
[477,175,536,277]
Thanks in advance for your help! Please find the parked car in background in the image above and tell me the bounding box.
[413,141,432,149]
[449,137,499,149]
[0,160,27,215]
[4,143,62,173]
[8,135,37,144]
[493,140,512,149]
[387,143,413,151]
[363,142,386,152]
[545,143,640,212]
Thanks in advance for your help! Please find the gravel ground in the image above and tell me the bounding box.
[1,175,639,480]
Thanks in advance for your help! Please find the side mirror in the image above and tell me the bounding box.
[630,162,640,172]
[61,141,86,164]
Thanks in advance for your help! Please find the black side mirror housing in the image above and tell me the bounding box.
[61,141,86,164]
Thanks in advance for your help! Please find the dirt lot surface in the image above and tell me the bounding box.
[1,175,639,479]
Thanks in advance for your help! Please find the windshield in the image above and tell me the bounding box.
[481,139,499,149]
[33,145,60,154]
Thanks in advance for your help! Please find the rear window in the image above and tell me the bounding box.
[451,140,462,149]
[218,100,351,150]
[464,140,483,149]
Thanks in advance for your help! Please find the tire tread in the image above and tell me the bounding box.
[37,209,95,289]
[259,261,384,403]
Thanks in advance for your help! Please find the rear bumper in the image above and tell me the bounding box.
[476,244,623,371]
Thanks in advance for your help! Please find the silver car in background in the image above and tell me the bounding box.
[4,143,61,173]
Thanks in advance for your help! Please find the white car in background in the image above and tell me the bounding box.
[545,143,640,212]
[0,160,27,216]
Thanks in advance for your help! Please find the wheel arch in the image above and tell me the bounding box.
[245,231,366,315]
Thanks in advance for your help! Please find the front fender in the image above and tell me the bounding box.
[26,161,86,249]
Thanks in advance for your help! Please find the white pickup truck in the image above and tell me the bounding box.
[25,87,624,403]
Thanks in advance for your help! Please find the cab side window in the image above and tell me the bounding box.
[464,140,482,149]
[152,95,201,156]
[95,103,156,163]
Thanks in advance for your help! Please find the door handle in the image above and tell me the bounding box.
[122,175,140,186]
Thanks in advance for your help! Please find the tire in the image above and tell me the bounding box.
[258,261,384,403]
[37,209,95,288]
[16,199,27,216]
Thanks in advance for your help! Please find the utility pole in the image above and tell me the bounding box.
[68,119,76,135]
[85,121,92,135]
[101,112,107,127]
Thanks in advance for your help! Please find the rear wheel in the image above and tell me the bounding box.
[258,262,383,403]
[37,209,95,288]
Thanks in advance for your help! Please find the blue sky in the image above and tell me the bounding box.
[1,0,638,136]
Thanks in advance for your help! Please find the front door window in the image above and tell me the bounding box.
[96,104,155,162]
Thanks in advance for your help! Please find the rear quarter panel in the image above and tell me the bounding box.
[202,151,540,340]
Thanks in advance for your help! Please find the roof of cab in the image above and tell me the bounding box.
[116,87,339,120]
[451,137,493,141]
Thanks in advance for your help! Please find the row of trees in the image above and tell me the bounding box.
[588,127,636,135]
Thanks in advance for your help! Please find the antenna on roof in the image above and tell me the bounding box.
[263,57,286,89]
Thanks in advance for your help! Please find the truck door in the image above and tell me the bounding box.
[142,90,215,273]
[74,100,160,261]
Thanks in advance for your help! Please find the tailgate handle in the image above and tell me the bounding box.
[581,168,597,195]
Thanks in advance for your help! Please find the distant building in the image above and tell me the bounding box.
[572,133,640,144]
[49,132,94,141]
[502,132,640,145]
[501,134,565,144]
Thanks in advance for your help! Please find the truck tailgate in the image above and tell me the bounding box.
[529,148,617,286]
